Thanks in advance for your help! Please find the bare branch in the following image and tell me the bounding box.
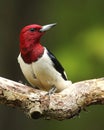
[0,76,104,120]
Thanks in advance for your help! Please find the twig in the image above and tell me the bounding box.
[0,76,104,120]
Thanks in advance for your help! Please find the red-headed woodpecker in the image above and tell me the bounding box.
[18,23,72,92]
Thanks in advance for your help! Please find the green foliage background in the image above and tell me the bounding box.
[0,0,104,130]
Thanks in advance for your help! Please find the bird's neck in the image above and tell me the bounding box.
[20,42,44,64]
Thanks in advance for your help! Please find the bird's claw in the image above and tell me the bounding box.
[46,85,57,95]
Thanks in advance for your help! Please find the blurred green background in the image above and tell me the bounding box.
[0,0,104,130]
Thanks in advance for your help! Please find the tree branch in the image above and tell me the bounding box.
[0,77,104,120]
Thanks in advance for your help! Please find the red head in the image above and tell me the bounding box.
[20,24,43,46]
[19,23,56,63]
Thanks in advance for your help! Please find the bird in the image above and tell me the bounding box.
[18,23,72,92]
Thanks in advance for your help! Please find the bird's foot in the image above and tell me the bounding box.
[46,85,57,95]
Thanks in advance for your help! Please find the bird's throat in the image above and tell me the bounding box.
[20,43,44,64]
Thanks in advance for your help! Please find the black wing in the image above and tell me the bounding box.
[47,49,67,80]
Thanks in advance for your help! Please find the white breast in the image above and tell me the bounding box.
[18,48,72,92]
[18,54,43,89]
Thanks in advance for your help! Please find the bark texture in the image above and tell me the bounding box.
[0,77,104,120]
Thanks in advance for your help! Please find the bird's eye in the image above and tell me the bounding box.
[30,28,35,32]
